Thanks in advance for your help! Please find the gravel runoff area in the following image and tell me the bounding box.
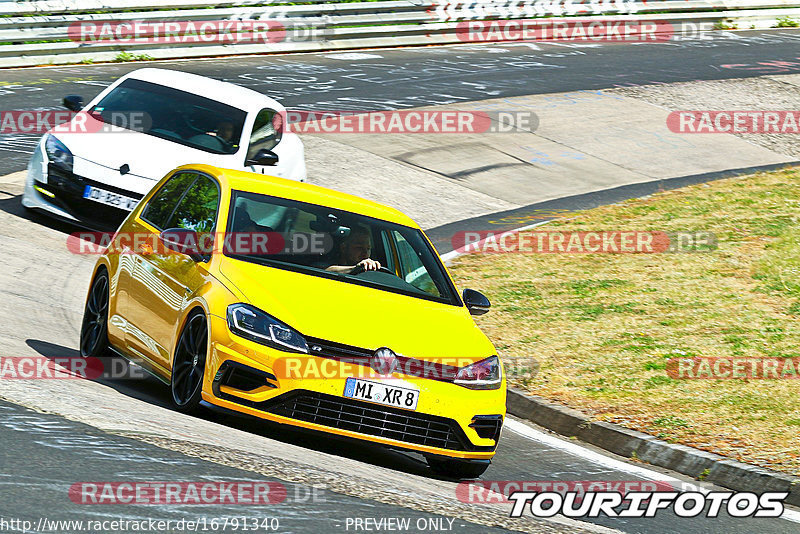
[609,74,800,159]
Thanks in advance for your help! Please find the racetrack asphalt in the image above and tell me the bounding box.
[3,28,800,176]
[0,400,522,534]
[2,30,800,533]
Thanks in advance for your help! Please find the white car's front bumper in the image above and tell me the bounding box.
[21,136,148,230]
[21,136,80,222]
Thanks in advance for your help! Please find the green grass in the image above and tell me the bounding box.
[113,51,154,62]
[450,167,800,475]
[775,16,800,28]
[653,416,690,429]
[713,20,738,30]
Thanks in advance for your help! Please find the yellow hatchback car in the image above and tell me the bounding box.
[80,164,505,478]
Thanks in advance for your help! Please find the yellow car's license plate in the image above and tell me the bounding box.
[344,378,419,411]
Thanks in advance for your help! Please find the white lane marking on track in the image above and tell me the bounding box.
[509,43,542,50]
[456,47,510,53]
[505,418,800,523]
[322,53,383,60]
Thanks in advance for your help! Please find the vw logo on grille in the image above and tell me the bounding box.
[371,347,398,375]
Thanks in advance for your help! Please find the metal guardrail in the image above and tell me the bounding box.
[0,0,799,67]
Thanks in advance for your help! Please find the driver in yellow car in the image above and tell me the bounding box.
[325,226,382,274]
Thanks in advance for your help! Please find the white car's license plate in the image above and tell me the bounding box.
[344,378,419,411]
[83,185,138,211]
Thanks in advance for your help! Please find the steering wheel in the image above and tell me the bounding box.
[350,264,396,276]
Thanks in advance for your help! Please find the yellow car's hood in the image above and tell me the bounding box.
[218,257,495,363]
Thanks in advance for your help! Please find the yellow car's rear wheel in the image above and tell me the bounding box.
[171,311,207,413]
[80,270,109,358]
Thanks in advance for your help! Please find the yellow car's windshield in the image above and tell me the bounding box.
[224,190,461,306]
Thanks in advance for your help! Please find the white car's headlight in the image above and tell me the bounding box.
[454,356,502,390]
[44,134,73,172]
[226,303,308,353]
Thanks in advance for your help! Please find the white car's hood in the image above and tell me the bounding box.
[54,127,236,185]
[46,112,307,195]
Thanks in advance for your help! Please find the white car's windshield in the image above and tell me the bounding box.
[90,78,246,155]
[225,191,461,306]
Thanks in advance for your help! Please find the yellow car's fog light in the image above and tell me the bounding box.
[469,415,504,442]
[214,361,278,391]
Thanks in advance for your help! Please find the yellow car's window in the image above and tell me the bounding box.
[391,231,439,297]
[166,175,220,233]
[225,191,459,306]
[140,171,196,230]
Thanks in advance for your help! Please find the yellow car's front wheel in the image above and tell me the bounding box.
[171,311,208,414]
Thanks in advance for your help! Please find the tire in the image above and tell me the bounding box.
[80,270,110,358]
[426,457,490,479]
[170,311,208,414]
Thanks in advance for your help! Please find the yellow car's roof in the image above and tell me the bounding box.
[178,164,419,228]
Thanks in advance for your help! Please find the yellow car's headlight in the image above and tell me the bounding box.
[454,356,502,390]
[227,303,308,353]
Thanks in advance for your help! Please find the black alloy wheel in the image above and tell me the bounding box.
[80,270,110,358]
[171,311,208,413]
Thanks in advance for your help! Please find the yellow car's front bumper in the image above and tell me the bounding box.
[201,315,506,460]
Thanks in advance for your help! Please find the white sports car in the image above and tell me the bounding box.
[22,68,306,230]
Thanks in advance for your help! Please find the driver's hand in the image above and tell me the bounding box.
[354,259,381,272]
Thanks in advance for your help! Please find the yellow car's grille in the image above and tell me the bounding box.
[266,391,487,451]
